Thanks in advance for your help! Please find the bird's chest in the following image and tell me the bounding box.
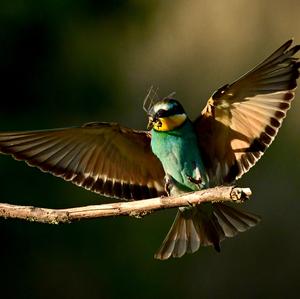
[151,132,187,170]
[151,126,206,190]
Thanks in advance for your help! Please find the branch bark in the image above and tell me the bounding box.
[0,186,251,224]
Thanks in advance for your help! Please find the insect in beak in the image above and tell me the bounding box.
[147,116,154,130]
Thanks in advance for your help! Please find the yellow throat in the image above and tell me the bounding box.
[153,113,187,132]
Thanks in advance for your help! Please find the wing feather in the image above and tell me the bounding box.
[194,40,299,184]
[0,122,166,200]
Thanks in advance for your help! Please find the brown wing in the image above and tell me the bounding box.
[194,40,300,185]
[0,122,166,200]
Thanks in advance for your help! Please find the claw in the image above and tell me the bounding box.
[187,175,205,190]
[187,175,202,184]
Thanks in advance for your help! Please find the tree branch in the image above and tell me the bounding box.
[0,186,251,224]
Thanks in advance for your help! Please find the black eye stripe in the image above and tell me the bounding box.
[156,109,171,118]
[156,105,184,118]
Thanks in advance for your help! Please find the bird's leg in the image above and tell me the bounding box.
[164,174,187,197]
[187,164,205,190]
[164,174,173,196]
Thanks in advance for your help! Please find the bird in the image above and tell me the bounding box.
[0,40,299,260]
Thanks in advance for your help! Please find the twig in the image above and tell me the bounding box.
[0,186,251,224]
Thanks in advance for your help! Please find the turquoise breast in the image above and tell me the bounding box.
[150,120,208,191]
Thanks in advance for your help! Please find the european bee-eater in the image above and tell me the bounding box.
[0,40,299,260]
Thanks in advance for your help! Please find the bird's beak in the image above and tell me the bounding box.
[147,116,154,130]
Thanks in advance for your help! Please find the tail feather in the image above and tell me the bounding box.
[212,206,240,237]
[214,203,260,232]
[172,215,187,258]
[195,210,224,252]
[185,219,200,253]
[154,203,261,260]
[154,212,187,259]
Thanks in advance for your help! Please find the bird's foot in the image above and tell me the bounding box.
[187,176,205,190]
[164,174,175,196]
[187,176,202,184]
[164,181,171,196]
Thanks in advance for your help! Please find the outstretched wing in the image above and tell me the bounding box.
[0,122,166,200]
[194,40,300,185]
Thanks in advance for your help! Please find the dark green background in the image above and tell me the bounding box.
[1,1,300,298]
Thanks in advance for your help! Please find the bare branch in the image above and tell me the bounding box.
[0,186,251,224]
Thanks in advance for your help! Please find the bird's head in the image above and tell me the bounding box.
[147,99,187,131]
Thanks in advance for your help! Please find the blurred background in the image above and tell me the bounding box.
[1,0,300,298]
